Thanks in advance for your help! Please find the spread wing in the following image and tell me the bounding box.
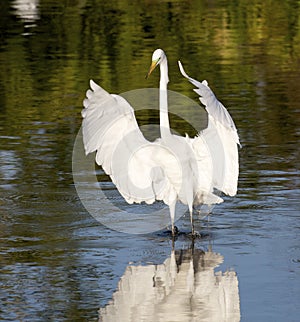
[178,62,240,196]
[81,80,177,205]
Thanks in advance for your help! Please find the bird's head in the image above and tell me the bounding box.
[146,49,166,79]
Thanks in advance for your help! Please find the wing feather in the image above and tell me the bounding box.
[81,80,177,205]
[178,62,240,196]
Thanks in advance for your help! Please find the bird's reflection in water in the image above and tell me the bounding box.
[11,0,40,22]
[99,244,240,322]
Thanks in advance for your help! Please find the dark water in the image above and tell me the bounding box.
[1,0,299,321]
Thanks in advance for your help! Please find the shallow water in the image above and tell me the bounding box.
[1,0,300,321]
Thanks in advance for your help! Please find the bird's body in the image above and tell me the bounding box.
[82,49,240,236]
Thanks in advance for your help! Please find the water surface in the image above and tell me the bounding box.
[0,0,299,321]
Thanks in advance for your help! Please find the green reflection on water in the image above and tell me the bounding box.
[0,0,299,321]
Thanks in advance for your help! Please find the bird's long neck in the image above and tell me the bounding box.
[159,58,171,139]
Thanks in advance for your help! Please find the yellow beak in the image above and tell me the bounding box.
[146,60,158,79]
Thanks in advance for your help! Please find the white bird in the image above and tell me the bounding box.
[81,49,240,236]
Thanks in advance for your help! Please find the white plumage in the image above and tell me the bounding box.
[99,248,240,322]
[81,49,240,235]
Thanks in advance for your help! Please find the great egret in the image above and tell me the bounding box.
[81,49,240,236]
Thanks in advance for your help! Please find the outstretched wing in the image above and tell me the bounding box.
[81,80,177,205]
[178,62,240,196]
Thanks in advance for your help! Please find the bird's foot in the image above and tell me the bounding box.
[171,225,179,236]
[188,230,202,239]
[165,225,179,236]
